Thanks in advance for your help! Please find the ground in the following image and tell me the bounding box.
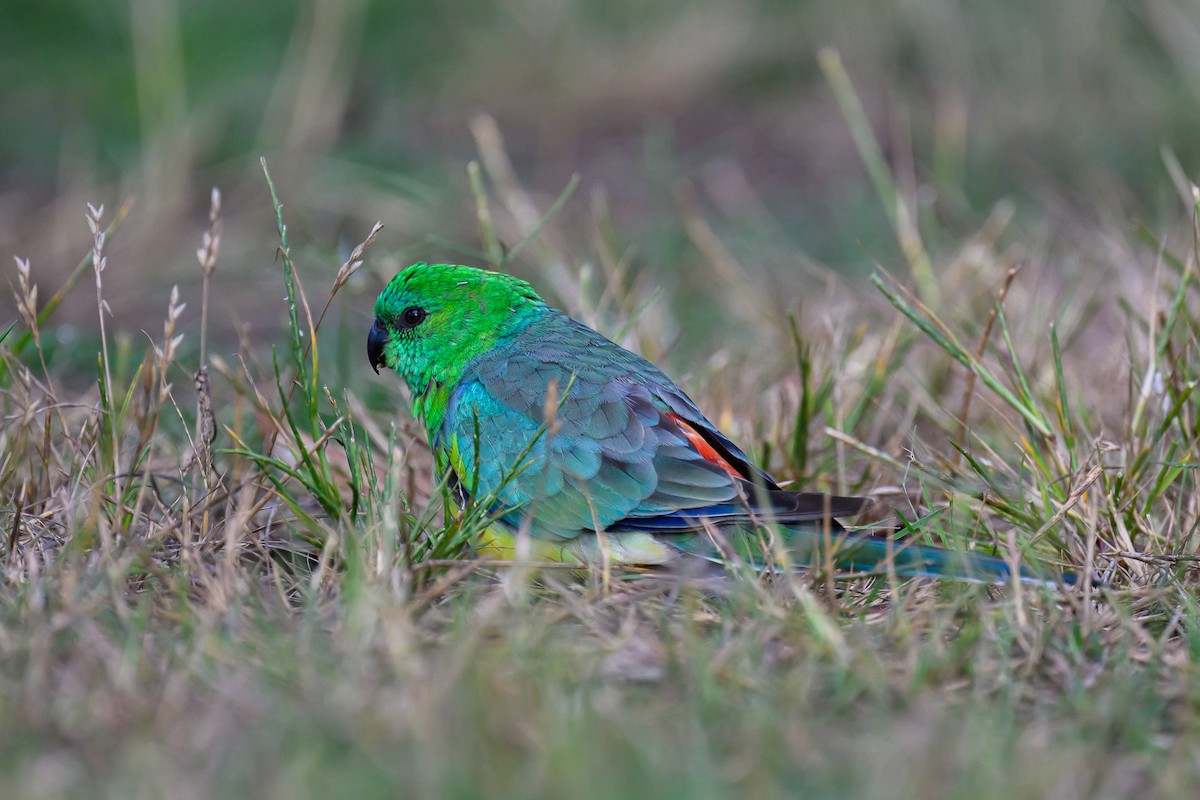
[3,2,1200,798]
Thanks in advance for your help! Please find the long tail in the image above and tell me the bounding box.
[612,490,1077,585]
[666,523,1077,586]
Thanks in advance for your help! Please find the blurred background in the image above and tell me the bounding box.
[2,0,1199,359]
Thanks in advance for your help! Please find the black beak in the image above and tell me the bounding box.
[367,319,388,374]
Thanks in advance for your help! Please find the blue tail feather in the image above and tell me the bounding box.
[663,523,1078,586]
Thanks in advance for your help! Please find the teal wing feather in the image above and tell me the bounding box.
[438,311,761,540]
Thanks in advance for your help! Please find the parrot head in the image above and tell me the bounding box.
[369,262,546,393]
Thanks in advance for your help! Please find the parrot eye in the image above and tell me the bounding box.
[400,306,427,328]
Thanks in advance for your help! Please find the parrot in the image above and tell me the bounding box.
[368,262,1074,585]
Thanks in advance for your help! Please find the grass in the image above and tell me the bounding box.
[4,17,1200,792]
[5,0,1200,341]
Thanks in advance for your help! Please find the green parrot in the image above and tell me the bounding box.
[368,262,1073,585]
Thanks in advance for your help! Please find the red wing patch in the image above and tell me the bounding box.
[667,412,744,481]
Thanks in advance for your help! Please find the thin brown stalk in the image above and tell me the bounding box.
[951,265,1019,466]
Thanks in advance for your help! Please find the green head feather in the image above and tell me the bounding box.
[369,262,546,427]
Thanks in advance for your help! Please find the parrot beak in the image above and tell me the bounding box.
[367,319,389,374]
